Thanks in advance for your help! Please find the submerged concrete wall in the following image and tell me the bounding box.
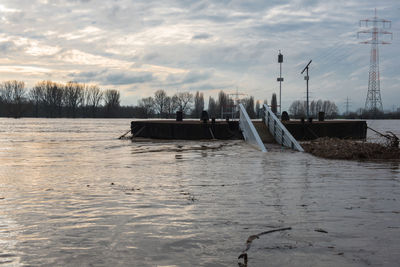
[283,120,367,141]
[131,120,243,140]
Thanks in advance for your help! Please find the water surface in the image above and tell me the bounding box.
[0,118,399,266]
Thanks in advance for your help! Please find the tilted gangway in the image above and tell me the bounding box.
[238,103,303,152]
[238,104,267,152]
[262,104,303,152]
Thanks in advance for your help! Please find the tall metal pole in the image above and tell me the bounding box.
[301,60,312,119]
[277,51,283,116]
[306,67,309,118]
[279,60,282,115]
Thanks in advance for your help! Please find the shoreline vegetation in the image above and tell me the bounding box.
[1,79,399,120]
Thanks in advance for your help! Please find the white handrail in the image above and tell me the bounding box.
[239,104,267,152]
[263,104,304,152]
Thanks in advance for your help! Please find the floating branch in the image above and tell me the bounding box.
[238,227,292,266]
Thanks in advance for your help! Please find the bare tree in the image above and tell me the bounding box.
[174,92,193,115]
[241,96,256,119]
[321,100,338,118]
[86,85,103,117]
[207,96,217,118]
[39,80,64,117]
[0,80,26,117]
[153,89,167,117]
[289,100,306,118]
[0,82,13,104]
[104,89,120,117]
[217,90,228,118]
[164,96,179,118]
[63,81,84,117]
[192,91,204,118]
[29,85,44,117]
[138,96,154,117]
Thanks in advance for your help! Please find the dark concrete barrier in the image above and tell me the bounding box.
[131,120,243,140]
[283,120,367,140]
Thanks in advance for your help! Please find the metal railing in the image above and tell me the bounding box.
[239,104,267,152]
[263,104,304,152]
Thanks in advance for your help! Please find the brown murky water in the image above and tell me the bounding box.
[0,118,399,266]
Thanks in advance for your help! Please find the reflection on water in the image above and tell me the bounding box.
[0,118,399,266]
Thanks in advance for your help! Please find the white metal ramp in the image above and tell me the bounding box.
[262,104,304,152]
[239,104,267,152]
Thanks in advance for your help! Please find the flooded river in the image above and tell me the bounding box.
[0,118,399,266]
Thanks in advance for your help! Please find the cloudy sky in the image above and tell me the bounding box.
[0,0,399,112]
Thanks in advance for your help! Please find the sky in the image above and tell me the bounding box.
[0,0,399,113]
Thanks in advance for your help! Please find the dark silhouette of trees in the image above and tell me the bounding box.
[289,99,338,119]
[64,81,84,118]
[0,79,359,120]
[208,96,217,118]
[153,89,167,117]
[192,91,204,118]
[242,96,256,119]
[138,97,155,117]
[104,89,120,117]
[174,92,193,114]
[164,96,178,118]
[217,90,228,118]
[85,85,103,117]
[29,84,43,117]
[289,100,306,118]
[0,80,26,117]
[40,80,63,117]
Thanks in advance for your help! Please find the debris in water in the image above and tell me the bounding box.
[238,227,292,266]
[302,137,400,160]
[315,228,328,234]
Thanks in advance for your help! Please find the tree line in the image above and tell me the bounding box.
[137,89,265,119]
[5,79,379,120]
[288,99,339,119]
[0,80,123,118]
[0,80,268,119]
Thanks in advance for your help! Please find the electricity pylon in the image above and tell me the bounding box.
[358,9,392,113]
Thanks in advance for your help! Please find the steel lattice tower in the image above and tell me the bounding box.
[358,9,392,113]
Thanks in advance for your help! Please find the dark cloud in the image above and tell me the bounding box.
[0,41,19,53]
[69,69,154,85]
[192,33,212,40]
[183,70,213,83]
[105,72,153,85]
[163,70,213,87]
